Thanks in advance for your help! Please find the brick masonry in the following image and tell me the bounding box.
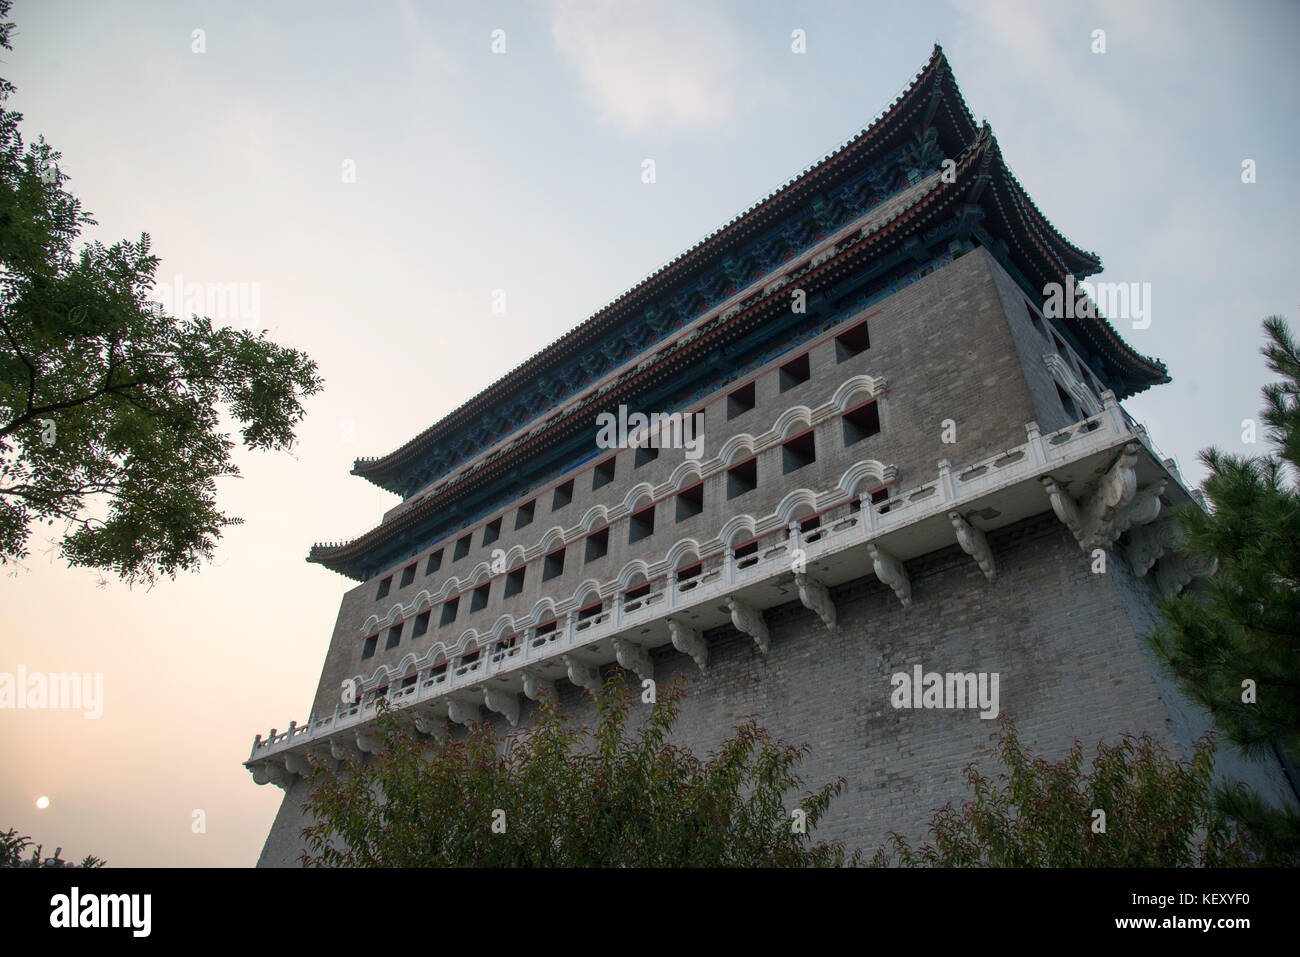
[253,247,1296,866]
[256,510,1296,865]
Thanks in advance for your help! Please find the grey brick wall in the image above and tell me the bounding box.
[304,246,1051,717]
[253,244,1295,866]
[257,512,1293,866]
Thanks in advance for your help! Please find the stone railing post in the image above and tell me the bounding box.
[1025,422,1046,467]
[937,459,955,502]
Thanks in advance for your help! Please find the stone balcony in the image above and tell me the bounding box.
[246,392,1207,788]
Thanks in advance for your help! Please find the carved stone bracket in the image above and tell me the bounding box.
[613,637,655,681]
[1042,444,1141,552]
[794,572,837,629]
[522,670,555,701]
[355,727,383,753]
[1155,552,1217,597]
[250,762,272,787]
[412,710,448,738]
[263,761,290,790]
[948,511,995,581]
[668,619,708,672]
[727,596,770,654]
[1079,444,1140,548]
[446,697,482,726]
[1099,479,1165,551]
[1126,516,1181,577]
[483,685,521,726]
[330,736,359,762]
[284,752,315,777]
[563,655,603,694]
[867,543,912,607]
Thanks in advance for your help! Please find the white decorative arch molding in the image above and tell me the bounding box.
[374,373,895,631]
[623,482,657,513]
[669,460,703,490]
[775,488,820,524]
[831,374,888,411]
[572,578,605,607]
[837,459,898,498]
[579,505,609,532]
[718,433,757,466]
[717,514,758,547]
[528,597,558,624]
[664,538,702,570]
[772,405,814,440]
[539,526,567,553]
[617,559,652,589]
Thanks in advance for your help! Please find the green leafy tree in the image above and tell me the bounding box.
[1145,315,1300,864]
[300,671,861,867]
[0,1,322,583]
[871,716,1256,867]
[1,826,104,868]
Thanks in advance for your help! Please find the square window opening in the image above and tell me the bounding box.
[727,382,756,420]
[592,456,617,491]
[842,401,881,445]
[585,527,610,563]
[470,582,490,613]
[628,505,655,544]
[782,431,816,474]
[543,548,566,582]
[504,566,525,598]
[676,482,704,522]
[727,458,758,499]
[779,353,811,392]
[439,597,460,627]
[552,480,574,511]
[835,320,871,361]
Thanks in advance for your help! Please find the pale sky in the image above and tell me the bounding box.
[2,0,1296,866]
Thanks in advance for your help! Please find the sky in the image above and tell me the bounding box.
[1,0,1296,866]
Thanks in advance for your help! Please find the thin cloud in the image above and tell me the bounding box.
[549,0,745,134]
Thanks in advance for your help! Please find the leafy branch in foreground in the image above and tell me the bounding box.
[299,670,861,867]
[0,0,322,583]
[871,716,1261,867]
[1145,315,1300,865]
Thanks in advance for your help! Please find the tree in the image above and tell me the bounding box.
[0,1,322,584]
[871,716,1257,867]
[299,671,862,867]
[1145,315,1300,864]
[0,826,104,868]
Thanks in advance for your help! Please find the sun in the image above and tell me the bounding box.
[35,796,50,810]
